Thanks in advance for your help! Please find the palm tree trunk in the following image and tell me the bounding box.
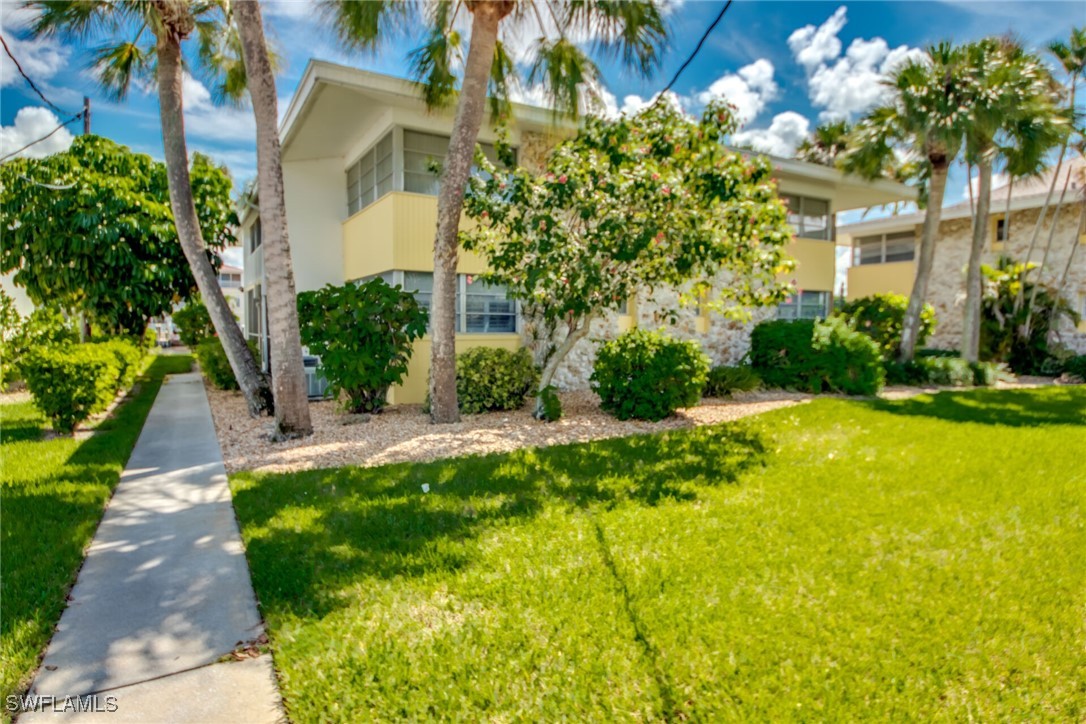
[154,14,272,415]
[233,0,312,438]
[899,156,948,361]
[962,156,993,362]
[1023,163,1073,340]
[428,1,512,424]
[1053,200,1085,311]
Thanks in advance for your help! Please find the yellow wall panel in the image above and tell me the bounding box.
[342,194,396,280]
[847,261,917,300]
[388,333,523,405]
[783,238,836,291]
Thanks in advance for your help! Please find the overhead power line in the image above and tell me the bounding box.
[0,112,82,164]
[656,0,734,101]
[1,33,71,117]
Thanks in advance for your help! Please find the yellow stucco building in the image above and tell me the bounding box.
[242,61,914,403]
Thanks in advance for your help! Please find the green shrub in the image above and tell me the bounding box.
[836,293,936,359]
[95,338,144,390]
[969,361,999,387]
[749,318,883,396]
[538,384,563,422]
[297,279,428,413]
[194,337,258,390]
[0,301,78,389]
[1063,355,1086,381]
[883,360,928,386]
[23,345,120,433]
[925,357,975,387]
[591,329,710,421]
[917,348,960,359]
[142,325,158,350]
[173,298,215,348]
[456,347,539,414]
[704,364,762,397]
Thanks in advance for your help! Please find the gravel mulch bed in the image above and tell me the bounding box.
[205,376,1063,475]
[206,386,810,474]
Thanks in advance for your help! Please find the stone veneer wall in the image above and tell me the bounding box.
[542,280,779,391]
[924,202,1085,354]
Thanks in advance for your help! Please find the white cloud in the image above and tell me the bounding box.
[787,7,847,71]
[695,59,778,124]
[1,34,69,93]
[180,73,257,144]
[789,6,924,121]
[0,106,74,160]
[732,111,810,157]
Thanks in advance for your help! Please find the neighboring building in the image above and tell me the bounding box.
[217,263,244,321]
[840,159,1086,353]
[243,60,914,404]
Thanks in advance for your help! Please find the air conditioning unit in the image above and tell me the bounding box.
[302,355,331,400]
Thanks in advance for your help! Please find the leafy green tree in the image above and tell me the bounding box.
[462,101,794,418]
[842,44,969,363]
[957,38,1064,362]
[836,293,937,360]
[323,0,668,423]
[0,135,233,334]
[172,296,215,348]
[297,279,428,414]
[29,0,272,415]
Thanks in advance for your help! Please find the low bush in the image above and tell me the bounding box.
[0,300,78,389]
[173,298,215,348]
[836,293,936,359]
[23,345,120,433]
[95,338,144,390]
[925,357,975,387]
[704,364,762,397]
[591,329,709,421]
[537,385,563,422]
[884,355,998,388]
[194,337,258,390]
[297,280,428,413]
[1063,355,1086,382]
[457,347,539,414]
[917,348,960,359]
[969,361,999,387]
[749,318,883,396]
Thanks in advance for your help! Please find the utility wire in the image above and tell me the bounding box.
[1,33,71,117]
[655,0,734,102]
[0,112,82,164]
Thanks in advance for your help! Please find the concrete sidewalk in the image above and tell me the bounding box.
[23,373,284,723]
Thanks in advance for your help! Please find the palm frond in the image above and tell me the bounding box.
[408,0,461,109]
[563,0,667,78]
[91,40,150,101]
[320,0,412,53]
[527,37,601,119]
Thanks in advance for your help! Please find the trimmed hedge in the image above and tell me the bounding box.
[591,329,710,421]
[1063,355,1086,381]
[836,293,936,359]
[23,345,120,433]
[456,347,539,415]
[749,318,883,396]
[884,356,998,388]
[195,337,259,391]
[95,338,144,391]
[704,364,762,397]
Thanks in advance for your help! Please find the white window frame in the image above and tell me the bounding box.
[782,194,833,241]
[777,290,830,321]
[853,231,916,266]
[361,270,521,335]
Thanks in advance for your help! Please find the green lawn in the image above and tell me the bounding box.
[231,387,1086,721]
[0,354,193,707]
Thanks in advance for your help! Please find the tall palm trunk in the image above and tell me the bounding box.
[428,1,513,424]
[1054,200,1085,310]
[962,156,993,362]
[1023,164,1073,340]
[899,155,949,361]
[233,0,312,438]
[154,5,272,414]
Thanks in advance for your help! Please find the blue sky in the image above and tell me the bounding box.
[2,0,1080,209]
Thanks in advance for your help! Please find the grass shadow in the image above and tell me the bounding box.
[232,422,769,619]
[865,387,1086,428]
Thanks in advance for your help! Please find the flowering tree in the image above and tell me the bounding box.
[462,101,795,418]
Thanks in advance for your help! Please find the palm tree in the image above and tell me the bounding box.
[323,0,668,423]
[795,120,852,166]
[958,38,1064,362]
[29,0,274,415]
[1015,27,1085,317]
[840,44,968,362]
[232,0,312,438]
